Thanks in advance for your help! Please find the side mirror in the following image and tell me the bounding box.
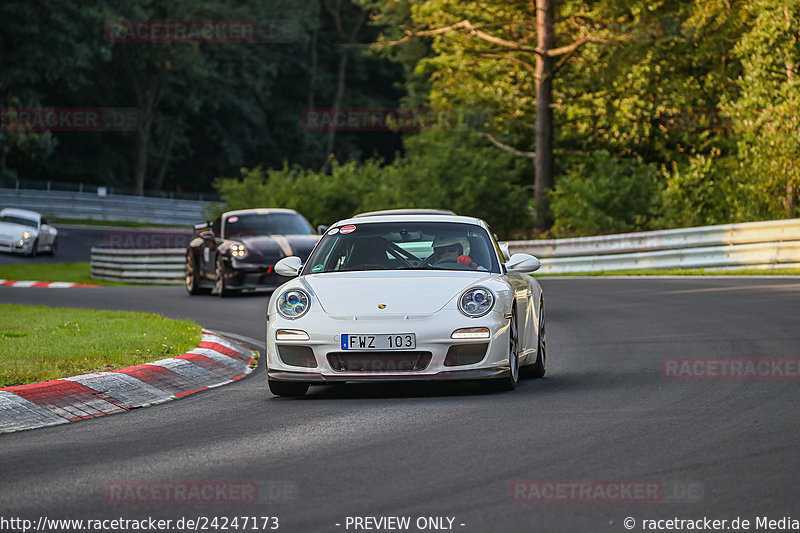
[275,256,303,277]
[505,253,541,273]
[317,224,330,234]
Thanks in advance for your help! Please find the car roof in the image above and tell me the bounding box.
[0,208,41,221]
[332,213,488,228]
[353,208,456,218]
[223,208,299,217]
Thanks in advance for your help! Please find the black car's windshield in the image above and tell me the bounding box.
[303,221,501,274]
[0,214,38,228]
[223,213,313,238]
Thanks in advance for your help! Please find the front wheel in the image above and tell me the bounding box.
[215,258,236,297]
[47,238,57,256]
[481,307,519,392]
[27,239,38,257]
[185,254,211,295]
[268,380,309,397]
[523,299,546,378]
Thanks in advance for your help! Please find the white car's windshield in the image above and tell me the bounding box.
[0,214,38,228]
[304,221,501,274]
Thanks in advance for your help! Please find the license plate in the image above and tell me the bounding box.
[341,333,416,351]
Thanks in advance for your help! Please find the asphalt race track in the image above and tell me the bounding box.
[1,278,799,532]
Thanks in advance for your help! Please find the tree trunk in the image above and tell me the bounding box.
[308,27,318,109]
[133,120,150,196]
[325,51,349,159]
[534,0,555,230]
[124,47,164,196]
[152,118,177,192]
[153,86,196,192]
[322,0,368,170]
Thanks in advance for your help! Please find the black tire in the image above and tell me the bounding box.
[47,238,57,256]
[215,257,236,297]
[185,253,211,295]
[481,307,519,392]
[27,238,38,257]
[523,299,547,378]
[268,380,309,397]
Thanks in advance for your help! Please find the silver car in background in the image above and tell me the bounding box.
[0,208,58,256]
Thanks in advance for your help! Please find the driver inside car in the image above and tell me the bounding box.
[431,235,478,269]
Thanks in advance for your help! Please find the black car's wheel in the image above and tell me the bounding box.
[268,380,309,397]
[215,257,236,297]
[185,254,211,295]
[481,307,519,392]
[523,299,547,378]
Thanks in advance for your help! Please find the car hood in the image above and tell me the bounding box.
[0,222,37,237]
[236,234,319,260]
[303,271,494,317]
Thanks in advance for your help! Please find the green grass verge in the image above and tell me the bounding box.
[537,267,800,277]
[0,262,128,285]
[0,304,202,387]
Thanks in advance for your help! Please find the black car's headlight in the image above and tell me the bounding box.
[230,242,247,258]
[458,287,495,318]
[276,289,311,319]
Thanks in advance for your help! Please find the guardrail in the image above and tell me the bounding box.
[90,218,800,282]
[90,248,185,284]
[509,218,800,273]
[1,187,221,225]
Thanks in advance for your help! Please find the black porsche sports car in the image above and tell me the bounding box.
[185,208,320,296]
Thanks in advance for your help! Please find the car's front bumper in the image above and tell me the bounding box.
[0,238,33,254]
[222,260,291,291]
[266,308,512,383]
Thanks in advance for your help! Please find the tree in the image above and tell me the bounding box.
[0,0,108,179]
[375,0,642,230]
[721,0,800,219]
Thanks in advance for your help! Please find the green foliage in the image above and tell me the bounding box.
[0,0,406,193]
[550,150,660,235]
[719,0,800,220]
[214,128,532,237]
[658,152,738,228]
[4,0,800,234]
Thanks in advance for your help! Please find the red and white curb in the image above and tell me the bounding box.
[0,279,99,288]
[0,330,258,433]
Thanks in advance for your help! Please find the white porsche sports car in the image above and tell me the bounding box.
[0,208,58,256]
[266,211,546,396]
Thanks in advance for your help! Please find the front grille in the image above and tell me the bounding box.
[327,352,432,372]
[444,343,489,366]
[277,345,318,368]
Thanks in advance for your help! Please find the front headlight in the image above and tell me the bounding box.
[458,287,495,318]
[21,231,31,240]
[276,289,311,319]
[230,242,247,258]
